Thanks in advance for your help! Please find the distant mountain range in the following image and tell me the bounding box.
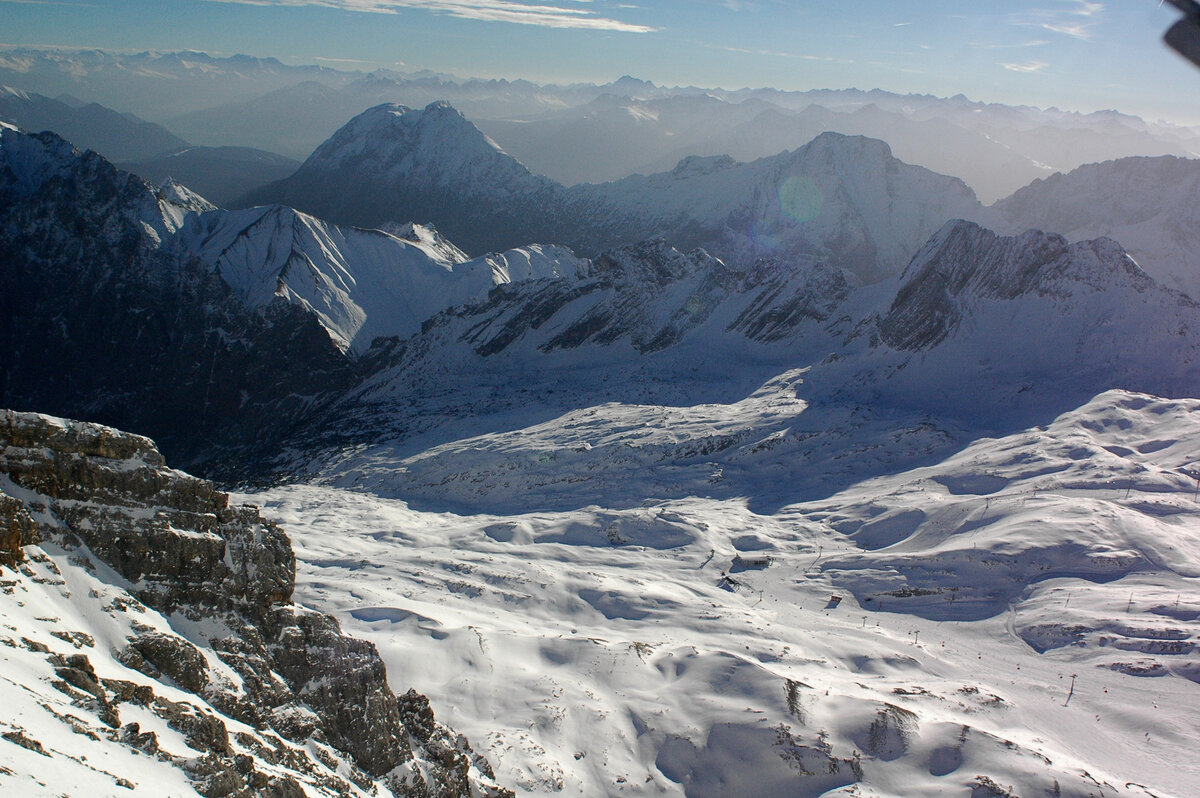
[245,102,980,284]
[4,48,1194,206]
[5,118,1198,481]
[0,85,184,161]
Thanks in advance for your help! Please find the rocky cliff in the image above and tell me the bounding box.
[0,408,511,797]
[0,125,355,479]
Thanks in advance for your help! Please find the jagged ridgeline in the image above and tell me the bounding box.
[0,125,355,477]
[0,123,597,477]
[0,409,512,797]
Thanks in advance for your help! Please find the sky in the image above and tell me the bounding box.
[4,0,1200,124]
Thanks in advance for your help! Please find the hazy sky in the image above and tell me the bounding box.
[5,0,1200,123]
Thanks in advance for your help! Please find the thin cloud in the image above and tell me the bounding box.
[1070,1,1103,17]
[1002,61,1048,73]
[1016,1,1104,41]
[970,39,1050,50]
[1040,22,1090,39]
[313,55,380,64]
[722,45,794,58]
[202,0,657,32]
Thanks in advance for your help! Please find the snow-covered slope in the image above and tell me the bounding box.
[569,132,980,283]
[985,155,1200,299]
[244,386,1200,798]
[175,205,586,352]
[236,223,1200,797]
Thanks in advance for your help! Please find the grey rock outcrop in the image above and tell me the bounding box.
[0,408,512,797]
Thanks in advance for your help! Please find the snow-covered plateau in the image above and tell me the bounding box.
[242,388,1200,797]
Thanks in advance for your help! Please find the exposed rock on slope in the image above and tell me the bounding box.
[0,409,511,797]
[354,239,853,381]
[985,155,1200,300]
[0,125,353,475]
[824,220,1200,423]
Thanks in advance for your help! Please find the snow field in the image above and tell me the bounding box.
[248,390,1200,797]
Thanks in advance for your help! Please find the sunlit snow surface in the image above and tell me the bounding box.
[243,389,1200,797]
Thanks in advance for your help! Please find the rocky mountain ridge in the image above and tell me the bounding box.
[0,125,353,476]
[0,125,586,472]
[984,154,1200,300]
[174,202,587,353]
[0,408,510,796]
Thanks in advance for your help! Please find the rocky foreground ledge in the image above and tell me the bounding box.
[0,408,512,797]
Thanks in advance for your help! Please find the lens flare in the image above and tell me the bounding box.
[779,176,823,223]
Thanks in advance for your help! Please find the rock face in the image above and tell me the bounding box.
[984,154,1200,300]
[373,238,854,365]
[0,408,511,797]
[808,219,1200,425]
[0,125,354,477]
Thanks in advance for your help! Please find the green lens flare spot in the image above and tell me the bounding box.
[779,176,823,223]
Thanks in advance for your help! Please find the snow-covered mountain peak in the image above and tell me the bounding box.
[799,129,895,160]
[379,220,470,264]
[245,100,557,251]
[880,220,1156,352]
[304,101,409,157]
[0,124,81,196]
[156,176,215,212]
[303,100,516,174]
